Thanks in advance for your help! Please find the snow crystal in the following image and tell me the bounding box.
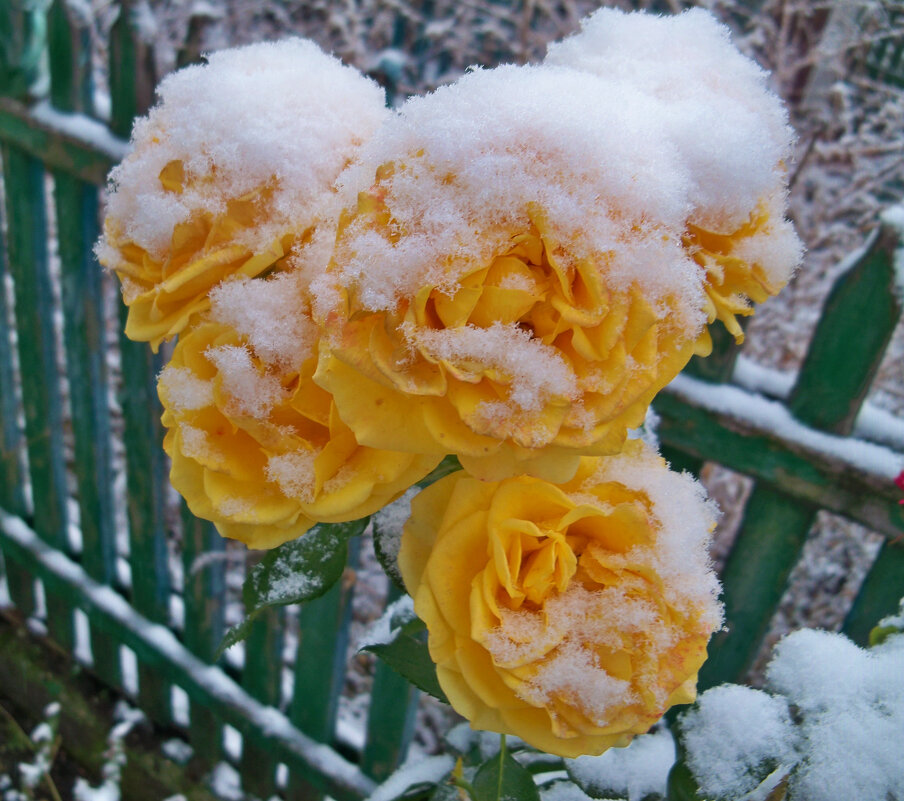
[372,486,419,573]
[407,322,578,411]
[365,754,454,801]
[567,726,675,801]
[359,594,416,650]
[222,726,242,761]
[583,444,722,617]
[205,344,287,418]
[209,272,318,370]
[731,355,904,451]
[540,782,595,801]
[547,8,795,233]
[679,685,798,800]
[326,63,710,330]
[266,450,318,502]
[763,629,904,801]
[0,572,10,608]
[74,608,93,664]
[171,685,190,727]
[158,365,214,412]
[102,38,388,260]
[527,641,634,727]
[177,424,210,462]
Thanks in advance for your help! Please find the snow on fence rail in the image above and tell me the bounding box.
[0,2,903,800]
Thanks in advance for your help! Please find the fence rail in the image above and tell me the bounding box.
[1,2,903,799]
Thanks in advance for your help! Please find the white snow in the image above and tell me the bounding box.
[74,607,93,664]
[0,570,10,608]
[120,646,138,697]
[679,685,798,800]
[546,8,795,238]
[764,629,904,801]
[209,272,318,369]
[29,100,130,164]
[162,738,194,764]
[664,373,904,480]
[567,727,675,801]
[100,38,388,261]
[72,703,146,801]
[541,782,595,801]
[879,204,904,300]
[358,594,416,650]
[365,754,454,801]
[209,762,243,801]
[223,724,242,761]
[325,62,714,331]
[171,685,190,727]
[681,629,904,801]
[372,487,419,576]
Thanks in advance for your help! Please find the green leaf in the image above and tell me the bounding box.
[869,624,901,647]
[472,739,540,801]
[216,518,368,657]
[360,599,448,703]
[373,494,413,592]
[666,760,705,801]
[372,457,462,592]
[868,598,904,647]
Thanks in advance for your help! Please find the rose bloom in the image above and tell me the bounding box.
[105,167,297,349]
[685,195,802,354]
[546,8,802,356]
[314,66,712,483]
[399,441,723,757]
[97,38,388,350]
[159,274,439,549]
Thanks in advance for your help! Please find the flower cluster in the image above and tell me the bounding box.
[101,8,798,758]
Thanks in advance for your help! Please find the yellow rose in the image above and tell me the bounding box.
[687,198,802,355]
[316,191,699,484]
[97,38,389,350]
[160,316,440,549]
[398,440,723,758]
[311,65,728,482]
[544,8,803,358]
[103,163,296,350]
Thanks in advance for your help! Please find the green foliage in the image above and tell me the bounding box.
[360,599,448,703]
[471,740,540,801]
[666,759,705,801]
[217,517,369,657]
[868,596,904,646]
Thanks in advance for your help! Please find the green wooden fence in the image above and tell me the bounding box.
[0,2,903,799]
